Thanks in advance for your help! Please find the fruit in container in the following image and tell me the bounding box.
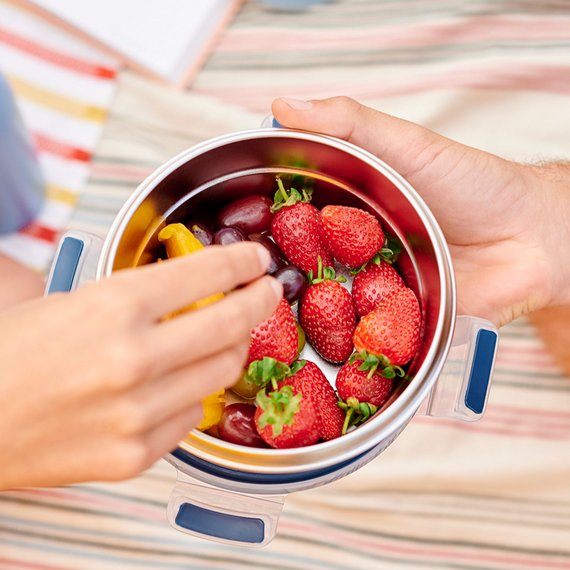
[352,258,405,317]
[216,194,273,234]
[188,221,214,246]
[213,226,248,246]
[282,360,344,441]
[247,297,298,366]
[248,232,287,274]
[353,287,421,368]
[320,205,384,268]
[273,265,308,304]
[271,177,333,274]
[218,403,268,448]
[299,258,356,364]
[255,383,320,449]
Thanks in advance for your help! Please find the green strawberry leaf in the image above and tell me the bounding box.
[256,385,302,437]
[311,256,347,285]
[244,357,291,390]
[338,397,378,435]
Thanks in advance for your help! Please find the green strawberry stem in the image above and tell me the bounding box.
[338,397,378,435]
[349,350,406,380]
[256,385,302,437]
[271,176,313,213]
[349,234,403,275]
[308,256,347,285]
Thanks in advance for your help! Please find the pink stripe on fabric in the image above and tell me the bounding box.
[279,519,570,569]
[219,16,570,52]
[8,488,163,521]
[0,558,64,570]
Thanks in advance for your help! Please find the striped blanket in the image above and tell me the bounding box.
[1,1,570,569]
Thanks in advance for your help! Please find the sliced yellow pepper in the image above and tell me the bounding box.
[158,223,224,311]
[157,223,225,431]
[196,389,226,431]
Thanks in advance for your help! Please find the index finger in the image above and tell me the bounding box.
[110,242,271,320]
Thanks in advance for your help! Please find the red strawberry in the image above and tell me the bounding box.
[321,205,384,268]
[352,260,405,318]
[247,297,298,366]
[353,287,421,367]
[255,383,319,448]
[299,259,356,364]
[283,360,343,441]
[270,178,333,274]
[336,360,393,408]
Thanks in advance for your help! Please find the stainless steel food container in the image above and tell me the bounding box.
[46,127,498,547]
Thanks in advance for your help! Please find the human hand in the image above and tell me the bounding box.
[273,96,570,326]
[0,243,281,489]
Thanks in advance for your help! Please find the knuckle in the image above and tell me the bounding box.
[217,300,251,342]
[103,337,149,391]
[112,397,150,437]
[110,438,153,480]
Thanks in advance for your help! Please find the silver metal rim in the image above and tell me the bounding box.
[98,129,456,475]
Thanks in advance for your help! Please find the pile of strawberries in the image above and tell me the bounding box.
[215,177,422,449]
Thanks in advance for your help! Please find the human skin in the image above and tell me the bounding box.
[0,243,282,489]
[272,96,570,327]
[0,253,44,309]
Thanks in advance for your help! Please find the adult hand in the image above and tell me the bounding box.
[0,243,281,489]
[273,96,570,326]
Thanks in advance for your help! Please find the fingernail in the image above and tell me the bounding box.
[255,245,272,271]
[268,277,284,300]
[279,97,313,111]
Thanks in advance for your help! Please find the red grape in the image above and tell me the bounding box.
[217,404,268,448]
[217,195,273,234]
[248,233,287,274]
[214,226,248,246]
[273,266,308,303]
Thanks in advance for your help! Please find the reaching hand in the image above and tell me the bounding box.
[273,96,570,326]
[0,243,281,489]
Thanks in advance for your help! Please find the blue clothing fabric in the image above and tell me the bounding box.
[0,73,44,234]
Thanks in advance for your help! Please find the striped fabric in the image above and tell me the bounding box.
[0,0,117,271]
[2,1,570,569]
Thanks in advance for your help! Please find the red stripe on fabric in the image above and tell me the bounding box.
[490,404,570,422]
[414,416,570,441]
[90,163,154,180]
[19,223,58,244]
[0,27,115,79]
[280,520,570,569]
[33,133,91,163]
[0,558,63,570]
[219,17,570,52]
[9,489,162,520]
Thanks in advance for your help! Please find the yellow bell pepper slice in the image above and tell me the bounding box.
[157,223,225,431]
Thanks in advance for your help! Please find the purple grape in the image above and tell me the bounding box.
[188,221,214,246]
[214,226,248,246]
[274,266,308,303]
[218,404,268,448]
[217,195,273,234]
[248,233,286,274]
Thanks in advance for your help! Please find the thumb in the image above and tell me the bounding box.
[271,96,468,184]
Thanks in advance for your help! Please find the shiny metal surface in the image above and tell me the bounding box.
[97,129,456,475]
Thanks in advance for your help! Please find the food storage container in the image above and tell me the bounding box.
[46,126,498,547]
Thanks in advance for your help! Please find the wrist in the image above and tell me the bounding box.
[527,162,570,308]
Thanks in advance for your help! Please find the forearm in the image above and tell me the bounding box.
[0,254,44,309]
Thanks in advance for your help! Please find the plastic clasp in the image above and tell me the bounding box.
[421,316,498,421]
[45,230,103,295]
[167,473,285,548]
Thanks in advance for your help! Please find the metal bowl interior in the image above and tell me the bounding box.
[98,129,455,474]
